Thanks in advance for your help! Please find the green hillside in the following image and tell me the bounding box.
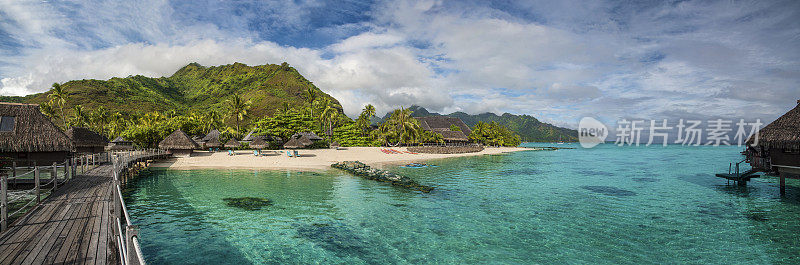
[6,62,342,120]
[382,106,578,142]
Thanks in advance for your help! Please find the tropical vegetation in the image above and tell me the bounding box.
[3,62,535,148]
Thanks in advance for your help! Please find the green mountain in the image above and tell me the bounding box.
[3,62,342,119]
[382,106,578,142]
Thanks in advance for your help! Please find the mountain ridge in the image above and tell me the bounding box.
[381,105,578,142]
[2,62,342,121]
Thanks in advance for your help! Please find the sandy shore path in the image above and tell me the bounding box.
[150,146,532,170]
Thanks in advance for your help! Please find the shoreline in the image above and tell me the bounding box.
[150,146,533,171]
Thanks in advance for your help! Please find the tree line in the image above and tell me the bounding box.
[38,83,521,148]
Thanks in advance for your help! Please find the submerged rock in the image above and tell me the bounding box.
[222,197,272,210]
[332,161,434,193]
[632,177,660,183]
[581,186,637,197]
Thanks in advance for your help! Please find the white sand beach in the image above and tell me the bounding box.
[150,146,531,170]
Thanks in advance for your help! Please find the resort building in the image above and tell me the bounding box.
[283,137,305,149]
[292,132,323,142]
[159,129,199,157]
[108,136,134,151]
[242,128,266,144]
[414,116,472,142]
[205,137,222,150]
[250,138,268,150]
[65,127,108,154]
[202,129,221,143]
[0,102,73,165]
[746,100,800,194]
[225,139,241,149]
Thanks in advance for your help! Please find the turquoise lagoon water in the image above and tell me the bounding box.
[124,143,800,264]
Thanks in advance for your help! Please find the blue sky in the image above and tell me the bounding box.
[0,0,798,127]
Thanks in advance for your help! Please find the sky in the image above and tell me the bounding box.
[0,0,798,128]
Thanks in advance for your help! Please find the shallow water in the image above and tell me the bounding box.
[125,143,800,264]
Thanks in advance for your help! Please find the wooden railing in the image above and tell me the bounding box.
[111,149,167,265]
[0,152,105,232]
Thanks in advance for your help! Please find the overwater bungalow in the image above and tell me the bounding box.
[225,139,241,149]
[415,116,472,142]
[108,136,134,151]
[159,129,199,157]
[65,127,108,154]
[745,100,800,194]
[0,103,73,165]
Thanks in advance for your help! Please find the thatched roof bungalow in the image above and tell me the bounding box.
[250,138,268,149]
[224,139,241,149]
[65,127,108,154]
[0,103,73,165]
[242,128,267,143]
[202,129,221,142]
[159,129,199,157]
[415,116,472,142]
[745,100,800,194]
[292,132,322,141]
[283,138,305,149]
[108,136,134,151]
[204,137,222,149]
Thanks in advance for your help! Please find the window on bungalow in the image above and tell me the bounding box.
[0,116,15,132]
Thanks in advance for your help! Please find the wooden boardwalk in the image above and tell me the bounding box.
[0,165,117,265]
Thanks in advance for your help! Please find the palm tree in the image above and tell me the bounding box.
[320,104,338,138]
[227,95,251,134]
[201,111,223,133]
[47,83,68,128]
[357,104,376,136]
[39,101,57,120]
[72,105,89,127]
[385,107,421,145]
[363,104,375,119]
[92,106,110,136]
[304,87,317,117]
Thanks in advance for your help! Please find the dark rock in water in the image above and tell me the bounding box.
[581,186,637,197]
[296,222,375,260]
[391,203,407,207]
[747,212,768,221]
[577,170,614,176]
[331,161,434,192]
[222,197,272,210]
[632,177,660,183]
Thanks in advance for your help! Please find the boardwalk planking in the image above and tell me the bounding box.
[0,165,118,265]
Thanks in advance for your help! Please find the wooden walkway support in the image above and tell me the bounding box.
[0,150,167,265]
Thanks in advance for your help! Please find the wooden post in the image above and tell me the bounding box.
[11,161,15,177]
[52,162,58,190]
[66,159,71,180]
[34,166,40,203]
[126,225,140,265]
[1,172,7,231]
[780,172,786,196]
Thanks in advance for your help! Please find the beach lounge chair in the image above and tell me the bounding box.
[254,150,259,156]
[228,150,234,156]
[287,151,293,157]
[293,150,299,157]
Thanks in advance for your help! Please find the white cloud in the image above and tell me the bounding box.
[0,0,798,126]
